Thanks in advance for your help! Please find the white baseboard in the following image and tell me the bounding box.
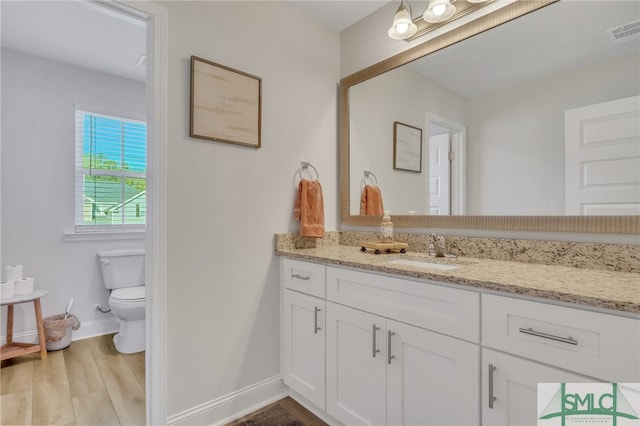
[167,375,288,426]
[0,317,118,345]
[73,317,119,340]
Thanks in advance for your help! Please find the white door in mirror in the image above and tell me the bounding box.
[565,95,640,215]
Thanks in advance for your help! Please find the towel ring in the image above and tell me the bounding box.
[361,169,379,188]
[297,161,320,181]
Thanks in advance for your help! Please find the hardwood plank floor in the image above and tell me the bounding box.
[1,388,32,425]
[3,335,321,426]
[0,333,145,426]
[226,397,328,426]
[64,339,106,397]
[31,351,75,425]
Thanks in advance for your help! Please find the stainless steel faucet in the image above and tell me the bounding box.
[431,234,446,257]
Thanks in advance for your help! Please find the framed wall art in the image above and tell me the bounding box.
[190,55,262,148]
[393,121,422,172]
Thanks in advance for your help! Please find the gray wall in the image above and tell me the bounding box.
[162,0,340,417]
[1,48,146,340]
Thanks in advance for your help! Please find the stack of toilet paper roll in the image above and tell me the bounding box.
[0,265,35,299]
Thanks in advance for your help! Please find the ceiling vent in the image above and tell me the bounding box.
[607,20,640,45]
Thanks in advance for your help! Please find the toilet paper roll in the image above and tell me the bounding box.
[0,280,15,299]
[14,277,34,296]
[6,265,23,282]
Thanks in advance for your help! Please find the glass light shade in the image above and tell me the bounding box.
[423,0,456,23]
[388,4,417,40]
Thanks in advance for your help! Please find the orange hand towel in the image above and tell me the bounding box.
[294,179,325,238]
[359,185,384,216]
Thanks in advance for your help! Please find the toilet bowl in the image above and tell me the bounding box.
[109,286,146,353]
[97,249,146,354]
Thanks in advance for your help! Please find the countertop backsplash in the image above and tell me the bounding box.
[276,231,639,273]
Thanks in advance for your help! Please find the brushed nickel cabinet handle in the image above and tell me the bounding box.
[519,327,578,345]
[314,307,321,334]
[372,324,380,358]
[488,363,497,409]
[387,330,396,364]
[291,273,311,281]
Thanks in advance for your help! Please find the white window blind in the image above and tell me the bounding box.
[74,110,146,232]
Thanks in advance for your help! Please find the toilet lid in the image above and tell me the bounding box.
[111,286,145,301]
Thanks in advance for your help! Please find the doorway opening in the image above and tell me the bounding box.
[426,113,467,215]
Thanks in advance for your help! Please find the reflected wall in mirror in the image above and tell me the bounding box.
[341,0,640,233]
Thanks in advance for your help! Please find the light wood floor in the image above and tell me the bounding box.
[1,333,145,425]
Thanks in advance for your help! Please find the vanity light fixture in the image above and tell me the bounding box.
[389,0,494,41]
[388,0,418,40]
[423,0,456,23]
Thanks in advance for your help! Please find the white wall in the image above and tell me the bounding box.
[1,48,146,340]
[349,65,465,214]
[340,0,515,77]
[162,1,339,419]
[466,53,640,215]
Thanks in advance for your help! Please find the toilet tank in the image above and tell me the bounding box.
[97,249,145,290]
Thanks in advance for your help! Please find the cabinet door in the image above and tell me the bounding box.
[282,289,325,409]
[326,302,387,426]
[483,349,594,426]
[387,320,479,426]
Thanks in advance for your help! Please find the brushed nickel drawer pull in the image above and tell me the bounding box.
[291,273,311,281]
[488,363,497,409]
[388,330,396,364]
[372,324,380,358]
[519,327,578,345]
[314,307,321,334]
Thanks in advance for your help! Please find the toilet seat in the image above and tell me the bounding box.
[111,286,145,302]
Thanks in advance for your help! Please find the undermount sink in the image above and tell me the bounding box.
[386,258,459,271]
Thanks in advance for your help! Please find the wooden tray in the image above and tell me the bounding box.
[360,240,408,254]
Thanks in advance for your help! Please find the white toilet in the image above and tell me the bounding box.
[97,249,146,354]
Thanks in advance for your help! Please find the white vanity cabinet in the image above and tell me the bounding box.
[483,294,640,383]
[281,259,326,409]
[325,302,386,425]
[325,266,480,426]
[482,294,640,426]
[482,348,594,426]
[326,301,480,426]
[280,256,639,426]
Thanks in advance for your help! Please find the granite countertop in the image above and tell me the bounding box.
[276,244,640,315]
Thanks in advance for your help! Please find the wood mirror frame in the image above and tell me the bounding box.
[339,0,639,234]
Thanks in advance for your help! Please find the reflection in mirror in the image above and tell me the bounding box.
[347,0,640,220]
[349,63,467,216]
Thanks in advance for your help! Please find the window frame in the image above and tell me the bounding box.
[74,108,147,233]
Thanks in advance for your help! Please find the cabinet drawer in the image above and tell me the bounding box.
[281,258,326,298]
[327,266,480,342]
[482,294,640,382]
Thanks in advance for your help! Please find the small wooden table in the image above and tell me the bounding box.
[1,289,48,361]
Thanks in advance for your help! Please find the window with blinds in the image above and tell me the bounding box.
[75,110,146,231]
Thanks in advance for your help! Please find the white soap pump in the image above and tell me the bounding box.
[380,211,394,241]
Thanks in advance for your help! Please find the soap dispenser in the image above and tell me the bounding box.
[380,211,394,241]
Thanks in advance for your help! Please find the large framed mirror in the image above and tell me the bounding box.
[340,0,640,233]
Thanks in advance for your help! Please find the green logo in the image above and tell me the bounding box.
[539,383,639,426]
